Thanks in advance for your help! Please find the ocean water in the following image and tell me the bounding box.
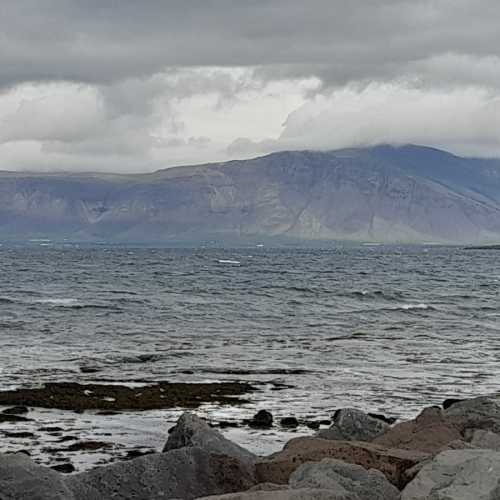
[1,243,500,467]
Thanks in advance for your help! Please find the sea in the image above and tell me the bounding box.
[1,242,500,469]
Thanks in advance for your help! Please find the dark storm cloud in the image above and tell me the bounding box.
[1,0,498,88]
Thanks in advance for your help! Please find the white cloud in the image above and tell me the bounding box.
[230,83,500,158]
[0,69,319,171]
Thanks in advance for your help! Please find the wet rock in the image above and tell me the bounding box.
[317,409,389,442]
[246,410,273,428]
[280,417,299,428]
[2,431,35,438]
[44,441,114,454]
[66,441,113,452]
[2,405,29,415]
[305,421,321,430]
[0,452,75,499]
[290,458,399,500]
[66,447,255,500]
[219,420,239,428]
[125,448,156,460]
[367,413,397,425]
[79,366,101,374]
[256,436,428,488]
[0,413,31,423]
[401,449,500,499]
[0,381,254,411]
[442,398,464,410]
[51,462,76,474]
[164,412,256,468]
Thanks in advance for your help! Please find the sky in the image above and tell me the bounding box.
[0,0,499,172]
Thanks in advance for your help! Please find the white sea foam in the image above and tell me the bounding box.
[217,259,240,265]
[396,303,431,310]
[34,298,79,306]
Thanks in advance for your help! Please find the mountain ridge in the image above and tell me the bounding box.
[2,145,500,244]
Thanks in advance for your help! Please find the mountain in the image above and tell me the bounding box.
[2,145,500,244]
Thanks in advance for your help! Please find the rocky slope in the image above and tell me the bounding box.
[2,145,500,243]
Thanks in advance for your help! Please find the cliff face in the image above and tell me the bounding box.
[2,145,500,243]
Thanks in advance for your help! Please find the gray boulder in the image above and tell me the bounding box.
[66,447,255,500]
[317,409,389,442]
[289,458,399,500]
[467,429,500,450]
[0,453,75,500]
[445,396,500,432]
[196,490,357,499]
[164,412,256,467]
[401,449,500,500]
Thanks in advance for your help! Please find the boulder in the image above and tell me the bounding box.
[280,417,299,428]
[66,447,255,500]
[196,490,357,499]
[246,410,273,428]
[256,436,427,488]
[373,406,462,453]
[444,395,500,432]
[2,406,29,415]
[0,452,75,500]
[317,409,389,442]
[367,413,397,425]
[163,412,256,468]
[401,449,500,499]
[289,458,399,500]
[466,429,500,450]
[375,396,500,454]
[442,398,464,410]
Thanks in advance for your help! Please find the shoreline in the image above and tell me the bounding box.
[0,378,491,474]
[0,379,495,474]
[3,394,500,498]
[0,380,329,472]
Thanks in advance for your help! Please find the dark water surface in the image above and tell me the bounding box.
[1,243,500,466]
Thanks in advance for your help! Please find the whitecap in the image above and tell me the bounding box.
[34,298,79,306]
[397,303,431,310]
[217,259,240,265]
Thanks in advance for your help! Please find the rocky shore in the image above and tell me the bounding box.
[3,395,500,498]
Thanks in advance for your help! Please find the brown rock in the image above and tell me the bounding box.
[373,406,463,453]
[0,381,254,411]
[256,437,427,489]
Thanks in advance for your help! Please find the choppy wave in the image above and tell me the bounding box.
[34,298,79,306]
[395,303,432,310]
[1,243,500,431]
[0,297,16,304]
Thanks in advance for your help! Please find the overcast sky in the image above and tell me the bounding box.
[1,0,499,172]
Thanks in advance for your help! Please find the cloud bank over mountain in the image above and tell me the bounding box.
[0,1,499,171]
